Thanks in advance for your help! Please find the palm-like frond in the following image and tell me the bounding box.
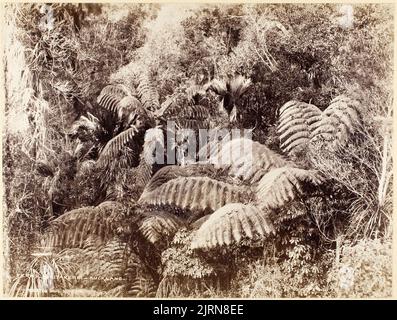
[206,76,251,121]
[278,101,322,155]
[139,176,253,212]
[139,211,186,244]
[228,75,252,99]
[191,203,275,249]
[256,167,326,210]
[43,201,130,248]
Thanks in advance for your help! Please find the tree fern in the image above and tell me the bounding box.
[191,203,275,249]
[256,167,325,210]
[139,176,253,212]
[59,238,141,296]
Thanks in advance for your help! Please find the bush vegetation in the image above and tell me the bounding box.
[3,3,393,298]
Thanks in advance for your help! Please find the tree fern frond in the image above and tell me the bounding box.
[139,176,253,212]
[191,203,275,249]
[116,96,145,121]
[97,126,140,168]
[136,74,160,112]
[43,201,130,248]
[139,211,185,244]
[97,84,129,114]
[143,164,223,193]
[311,95,361,145]
[191,214,211,229]
[128,277,157,297]
[210,138,290,183]
[278,101,322,156]
[256,167,326,210]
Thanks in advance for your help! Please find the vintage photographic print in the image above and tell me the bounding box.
[1,2,394,299]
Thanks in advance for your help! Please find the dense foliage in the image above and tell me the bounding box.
[3,3,393,298]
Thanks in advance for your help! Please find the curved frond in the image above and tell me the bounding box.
[97,126,140,168]
[116,96,146,123]
[136,74,160,112]
[210,138,290,183]
[139,211,185,244]
[97,84,129,114]
[191,203,275,249]
[139,176,252,212]
[256,167,326,210]
[228,75,252,98]
[311,95,361,145]
[143,164,220,193]
[278,101,322,156]
[43,201,129,248]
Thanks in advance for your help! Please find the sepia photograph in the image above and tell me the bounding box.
[1,1,394,300]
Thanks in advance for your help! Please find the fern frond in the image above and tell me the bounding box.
[210,138,290,183]
[207,76,251,98]
[139,211,185,244]
[44,201,130,248]
[116,96,145,121]
[136,74,160,112]
[311,95,361,145]
[139,176,252,212]
[162,101,211,129]
[143,165,220,193]
[97,84,129,114]
[97,126,140,168]
[278,101,322,156]
[128,277,157,297]
[256,167,325,210]
[191,203,275,249]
